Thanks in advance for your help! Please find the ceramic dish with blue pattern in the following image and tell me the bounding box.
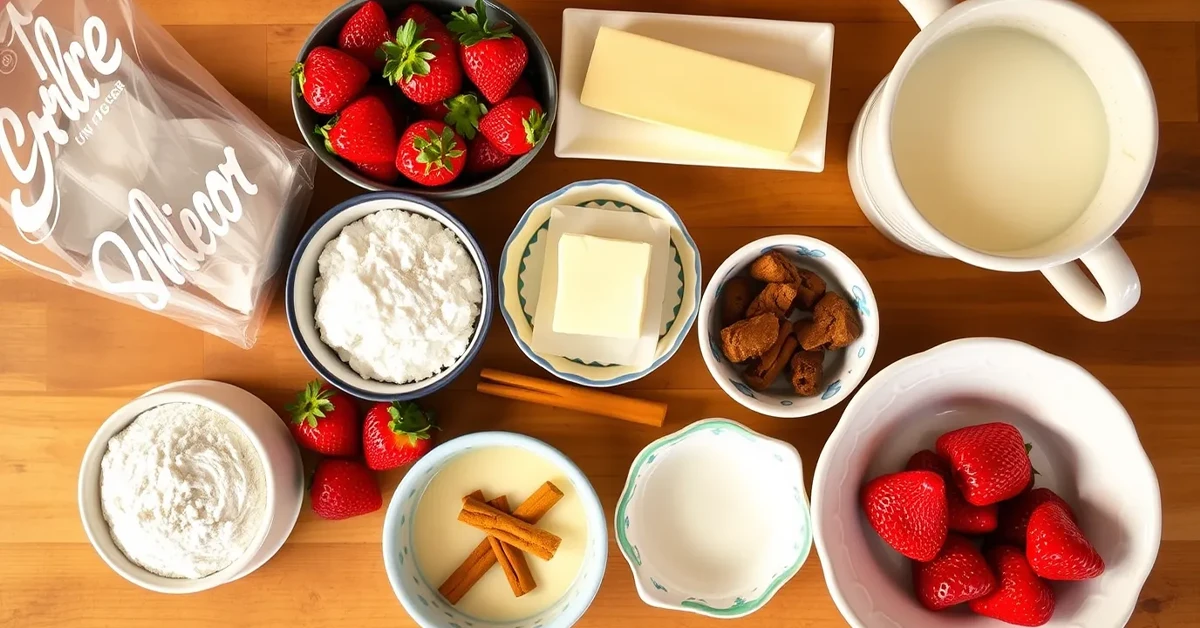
[499,180,701,387]
[383,432,608,628]
[614,418,812,619]
[697,235,879,418]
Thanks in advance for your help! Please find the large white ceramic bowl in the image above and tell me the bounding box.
[615,419,812,618]
[698,235,879,418]
[383,432,608,628]
[499,179,701,387]
[811,338,1161,628]
[78,380,304,594]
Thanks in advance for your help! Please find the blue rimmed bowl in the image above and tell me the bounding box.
[614,419,812,618]
[383,431,608,628]
[697,235,878,418]
[285,191,493,401]
[498,180,701,387]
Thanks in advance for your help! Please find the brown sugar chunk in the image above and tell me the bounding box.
[748,250,800,284]
[795,320,827,351]
[720,277,757,326]
[719,313,780,363]
[744,321,798,391]
[794,269,827,310]
[745,282,798,319]
[790,350,824,396]
[812,292,862,349]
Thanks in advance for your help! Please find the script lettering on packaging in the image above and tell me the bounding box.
[0,4,259,311]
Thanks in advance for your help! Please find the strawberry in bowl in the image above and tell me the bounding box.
[291,0,556,199]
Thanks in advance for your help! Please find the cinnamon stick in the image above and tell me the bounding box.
[478,369,667,427]
[484,494,534,596]
[437,482,564,604]
[459,497,562,561]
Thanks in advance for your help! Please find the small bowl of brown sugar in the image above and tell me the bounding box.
[698,235,879,418]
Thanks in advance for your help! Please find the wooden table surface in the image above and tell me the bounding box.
[2,0,1198,626]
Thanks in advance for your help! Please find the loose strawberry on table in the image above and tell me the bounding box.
[1026,500,1104,580]
[860,470,948,562]
[310,459,383,520]
[382,19,463,105]
[907,449,999,534]
[936,422,1033,506]
[338,0,391,70]
[285,379,360,456]
[466,135,512,174]
[363,400,438,470]
[396,120,467,186]
[316,92,399,166]
[448,0,528,104]
[969,545,1056,627]
[479,96,546,156]
[292,46,369,115]
[912,534,997,611]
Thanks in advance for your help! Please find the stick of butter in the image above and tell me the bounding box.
[580,26,815,154]
[553,233,652,339]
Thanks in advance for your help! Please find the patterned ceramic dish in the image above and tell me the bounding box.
[614,419,812,618]
[697,235,879,418]
[499,179,701,387]
[383,431,608,628]
[811,338,1161,628]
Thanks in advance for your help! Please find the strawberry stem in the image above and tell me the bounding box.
[381,19,437,84]
[447,0,514,46]
[442,94,487,140]
[386,401,438,445]
[523,108,547,147]
[412,127,465,174]
[285,380,334,428]
[314,116,339,155]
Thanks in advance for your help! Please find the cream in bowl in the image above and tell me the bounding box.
[79,380,305,594]
[384,432,607,628]
[615,419,812,618]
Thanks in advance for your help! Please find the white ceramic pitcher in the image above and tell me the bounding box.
[847,0,1156,322]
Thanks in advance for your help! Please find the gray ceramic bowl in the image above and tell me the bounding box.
[285,192,494,401]
[292,0,557,199]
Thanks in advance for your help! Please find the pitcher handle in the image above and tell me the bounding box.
[1040,237,1140,322]
[900,0,957,29]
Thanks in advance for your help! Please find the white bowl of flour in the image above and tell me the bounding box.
[78,380,304,594]
[285,192,493,401]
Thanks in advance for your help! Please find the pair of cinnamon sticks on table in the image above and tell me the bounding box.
[438,481,564,603]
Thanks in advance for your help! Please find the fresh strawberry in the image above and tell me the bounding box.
[419,100,450,121]
[861,470,948,562]
[395,120,467,186]
[478,96,545,156]
[315,93,398,165]
[390,3,446,36]
[292,46,370,115]
[936,422,1032,506]
[1026,501,1104,580]
[508,76,535,99]
[360,85,407,128]
[448,0,528,103]
[466,135,512,174]
[969,546,1055,626]
[363,400,438,470]
[907,450,999,534]
[996,488,1077,546]
[284,380,360,456]
[354,160,400,183]
[338,0,391,70]
[913,534,997,610]
[381,19,463,105]
[310,459,382,520]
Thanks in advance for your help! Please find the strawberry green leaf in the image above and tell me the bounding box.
[381,20,437,84]
[447,0,514,47]
[290,63,305,96]
[386,401,438,437]
[523,108,547,147]
[442,94,487,139]
[314,115,339,154]
[285,380,334,428]
[412,127,462,174]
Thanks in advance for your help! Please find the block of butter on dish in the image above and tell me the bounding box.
[553,233,652,339]
[580,26,815,154]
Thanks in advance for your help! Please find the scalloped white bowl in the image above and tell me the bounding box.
[811,338,1161,628]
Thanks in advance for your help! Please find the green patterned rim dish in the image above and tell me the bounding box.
[614,419,813,619]
[499,180,701,387]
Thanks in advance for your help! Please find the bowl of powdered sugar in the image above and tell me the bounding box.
[78,380,305,593]
[286,192,493,401]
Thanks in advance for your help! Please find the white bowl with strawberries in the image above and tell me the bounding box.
[811,338,1161,628]
[291,0,556,198]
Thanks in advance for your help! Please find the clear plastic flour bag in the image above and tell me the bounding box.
[0,0,316,348]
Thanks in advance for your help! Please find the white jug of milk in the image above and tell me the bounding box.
[848,0,1155,321]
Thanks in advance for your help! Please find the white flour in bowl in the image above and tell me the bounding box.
[314,209,483,384]
[100,402,267,579]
